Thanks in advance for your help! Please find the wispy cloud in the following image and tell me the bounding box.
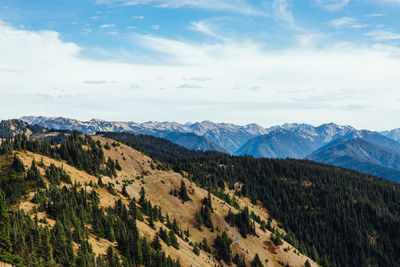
[84,80,108,84]
[99,24,116,28]
[133,15,144,19]
[272,0,299,30]
[177,84,203,89]
[316,0,350,11]
[95,0,267,16]
[367,13,384,17]
[329,17,356,28]
[129,84,140,90]
[0,68,21,73]
[151,25,160,30]
[364,30,400,40]
[187,77,212,82]
[2,20,400,129]
[189,21,223,39]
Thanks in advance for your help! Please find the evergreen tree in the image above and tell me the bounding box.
[12,154,25,173]
[26,160,45,188]
[251,253,264,267]
[193,243,200,256]
[39,227,55,265]
[201,238,211,253]
[179,180,190,202]
[169,230,179,250]
[115,160,122,171]
[106,246,121,267]
[214,231,232,265]
[0,190,10,250]
[151,234,162,251]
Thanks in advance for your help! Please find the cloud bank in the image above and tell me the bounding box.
[1,20,400,129]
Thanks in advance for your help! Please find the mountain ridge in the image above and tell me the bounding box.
[307,138,400,182]
[17,116,400,183]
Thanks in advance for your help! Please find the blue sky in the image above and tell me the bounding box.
[1,0,400,130]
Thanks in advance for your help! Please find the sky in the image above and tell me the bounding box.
[1,0,400,130]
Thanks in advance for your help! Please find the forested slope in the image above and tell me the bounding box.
[102,132,400,267]
[0,131,316,266]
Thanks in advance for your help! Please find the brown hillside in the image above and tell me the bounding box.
[14,135,318,267]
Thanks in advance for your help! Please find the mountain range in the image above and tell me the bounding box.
[15,116,400,182]
[307,138,400,183]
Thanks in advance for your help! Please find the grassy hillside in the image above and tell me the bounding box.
[102,132,400,267]
[0,133,316,266]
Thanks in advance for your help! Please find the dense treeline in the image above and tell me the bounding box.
[31,184,182,266]
[0,131,187,266]
[102,132,400,267]
[0,131,119,177]
[226,207,256,238]
[1,174,182,266]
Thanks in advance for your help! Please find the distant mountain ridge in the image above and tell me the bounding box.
[381,128,400,142]
[235,128,318,158]
[236,123,400,158]
[11,116,400,182]
[307,138,400,183]
[20,116,269,152]
[0,119,45,138]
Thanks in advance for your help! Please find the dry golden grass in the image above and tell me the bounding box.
[94,136,318,267]
[12,136,318,266]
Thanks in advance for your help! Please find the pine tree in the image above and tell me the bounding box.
[12,154,25,173]
[214,231,232,265]
[26,160,45,188]
[202,238,211,253]
[51,220,67,264]
[0,190,10,250]
[151,234,162,251]
[39,227,55,265]
[115,160,122,171]
[169,230,179,250]
[251,253,264,267]
[106,246,121,267]
[193,243,200,256]
[179,180,190,202]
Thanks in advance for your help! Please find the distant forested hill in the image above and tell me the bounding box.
[308,138,400,182]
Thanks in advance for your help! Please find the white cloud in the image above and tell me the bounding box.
[129,84,140,90]
[272,0,298,29]
[84,80,108,84]
[133,15,144,19]
[177,84,202,89]
[350,24,368,29]
[151,25,160,30]
[329,17,356,28]
[316,0,350,11]
[187,77,212,82]
[99,24,116,28]
[367,13,384,17]
[189,21,223,39]
[296,33,324,48]
[95,0,267,16]
[364,30,400,40]
[1,20,400,129]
